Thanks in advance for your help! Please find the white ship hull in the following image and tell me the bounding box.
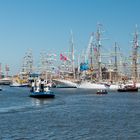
[78,81,120,90]
[78,81,107,90]
[53,79,78,88]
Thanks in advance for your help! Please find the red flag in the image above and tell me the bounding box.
[60,54,67,61]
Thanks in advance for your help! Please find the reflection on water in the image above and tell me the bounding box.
[31,98,54,107]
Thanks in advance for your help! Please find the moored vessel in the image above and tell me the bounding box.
[117,85,138,92]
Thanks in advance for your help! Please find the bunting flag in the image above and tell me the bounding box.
[60,54,68,61]
[94,47,97,53]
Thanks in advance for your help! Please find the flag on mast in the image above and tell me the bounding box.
[60,54,68,61]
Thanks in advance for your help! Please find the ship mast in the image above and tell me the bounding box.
[114,42,118,72]
[40,51,56,80]
[46,53,57,80]
[86,32,94,70]
[114,42,118,82]
[40,51,47,78]
[0,63,2,79]
[96,24,102,81]
[132,25,139,82]
[22,49,33,74]
[5,64,9,78]
[70,30,75,79]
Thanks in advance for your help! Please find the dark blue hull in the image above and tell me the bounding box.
[96,91,108,94]
[29,91,55,98]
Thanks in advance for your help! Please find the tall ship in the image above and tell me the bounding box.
[0,63,11,85]
[10,50,33,87]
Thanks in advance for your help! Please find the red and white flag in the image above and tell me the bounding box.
[60,54,68,61]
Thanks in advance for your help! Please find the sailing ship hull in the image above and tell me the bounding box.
[53,79,77,88]
[78,81,107,90]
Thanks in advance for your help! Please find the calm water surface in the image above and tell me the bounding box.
[0,86,140,140]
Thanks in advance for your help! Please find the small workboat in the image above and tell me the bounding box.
[96,89,108,94]
[117,85,138,92]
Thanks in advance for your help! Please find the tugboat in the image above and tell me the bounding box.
[29,79,55,98]
[96,89,108,95]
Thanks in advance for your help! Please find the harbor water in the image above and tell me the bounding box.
[0,86,140,139]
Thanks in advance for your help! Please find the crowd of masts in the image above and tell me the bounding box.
[17,24,140,83]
